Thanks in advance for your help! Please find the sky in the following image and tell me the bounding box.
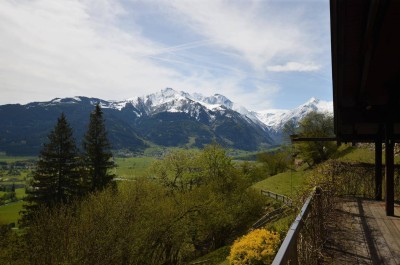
[0,0,332,111]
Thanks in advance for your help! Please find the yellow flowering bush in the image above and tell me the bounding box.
[228,229,280,265]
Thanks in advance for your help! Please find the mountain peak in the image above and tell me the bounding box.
[305,97,319,104]
[161,87,176,93]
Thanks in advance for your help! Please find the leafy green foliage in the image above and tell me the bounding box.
[296,111,337,166]
[282,118,297,144]
[0,225,26,264]
[150,145,266,249]
[257,150,291,177]
[12,145,266,265]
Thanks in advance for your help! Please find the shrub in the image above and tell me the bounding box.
[228,229,280,265]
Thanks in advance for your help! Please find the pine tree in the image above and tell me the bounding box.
[22,113,80,224]
[82,104,115,192]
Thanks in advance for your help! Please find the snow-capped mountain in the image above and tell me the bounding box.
[0,88,333,155]
[106,88,332,132]
[255,97,333,132]
[104,88,249,119]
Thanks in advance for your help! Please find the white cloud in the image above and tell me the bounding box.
[0,0,179,104]
[0,0,330,110]
[267,62,321,72]
[160,0,322,71]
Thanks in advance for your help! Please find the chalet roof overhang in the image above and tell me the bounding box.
[330,0,400,143]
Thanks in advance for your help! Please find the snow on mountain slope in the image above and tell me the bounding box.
[255,109,289,127]
[29,88,333,136]
[71,88,332,133]
[256,97,333,132]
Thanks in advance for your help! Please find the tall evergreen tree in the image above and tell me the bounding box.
[22,113,80,224]
[83,104,115,192]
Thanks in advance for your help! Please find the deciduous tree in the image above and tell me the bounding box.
[296,111,337,166]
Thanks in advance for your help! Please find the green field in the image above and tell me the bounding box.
[114,157,156,179]
[335,146,375,163]
[334,144,400,164]
[0,154,36,163]
[0,200,24,225]
[15,188,26,199]
[0,156,33,226]
[252,170,307,198]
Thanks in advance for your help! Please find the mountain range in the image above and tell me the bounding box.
[0,88,332,155]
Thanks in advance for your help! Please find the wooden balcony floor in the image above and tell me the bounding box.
[323,197,400,265]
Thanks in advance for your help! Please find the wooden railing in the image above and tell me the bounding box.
[271,187,324,265]
[261,189,293,207]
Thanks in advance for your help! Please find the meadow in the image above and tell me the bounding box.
[252,170,307,197]
[114,157,156,179]
[0,155,156,225]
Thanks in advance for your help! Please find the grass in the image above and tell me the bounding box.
[335,146,375,163]
[228,147,281,161]
[0,155,36,163]
[15,188,26,199]
[265,213,296,234]
[0,200,24,226]
[114,157,156,179]
[0,156,31,227]
[190,246,231,265]
[0,189,25,199]
[335,144,400,164]
[252,170,307,198]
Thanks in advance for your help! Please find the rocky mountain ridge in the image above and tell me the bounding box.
[0,88,332,155]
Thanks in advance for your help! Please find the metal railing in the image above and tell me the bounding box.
[272,187,324,265]
[261,189,293,206]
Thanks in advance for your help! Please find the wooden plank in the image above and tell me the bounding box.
[323,198,400,264]
[371,203,400,252]
[363,201,397,264]
[391,205,400,233]
[365,201,400,263]
[334,199,371,264]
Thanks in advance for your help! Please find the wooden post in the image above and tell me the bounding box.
[375,141,382,200]
[385,124,394,216]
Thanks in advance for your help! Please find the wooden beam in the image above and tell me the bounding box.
[291,137,337,142]
[375,141,382,201]
[359,0,387,102]
[336,133,400,143]
[385,123,394,216]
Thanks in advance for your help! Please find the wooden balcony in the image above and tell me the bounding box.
[324,197,400,264]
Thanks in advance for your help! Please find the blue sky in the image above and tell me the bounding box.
[0,0,332,110]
